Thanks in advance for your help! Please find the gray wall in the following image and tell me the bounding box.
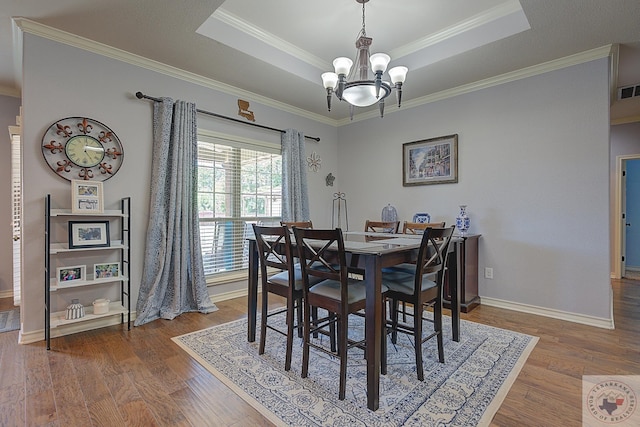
[20,34,338,335]
[337,59,612,322]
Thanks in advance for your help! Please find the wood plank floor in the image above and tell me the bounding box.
[0,279,638,426]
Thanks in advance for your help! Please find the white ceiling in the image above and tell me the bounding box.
[1,0,640,123]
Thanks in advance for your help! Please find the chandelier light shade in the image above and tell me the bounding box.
[321,0,408,118]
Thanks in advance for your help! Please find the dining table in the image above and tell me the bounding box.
[246,230,462,411]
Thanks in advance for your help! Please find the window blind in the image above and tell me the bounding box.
[197,133,282,279]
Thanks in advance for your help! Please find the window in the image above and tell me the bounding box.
[197,132,282,279]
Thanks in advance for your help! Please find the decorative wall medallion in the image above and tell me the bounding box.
[41,117,124,181]
[307,152,321,172]
[326,173,335,186]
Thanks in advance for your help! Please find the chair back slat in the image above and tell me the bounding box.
[365,220,400,233]
[293,227,348,288]
[414,226,455,287]
[402,221,446,234]
[281,220,313,231]
[252,224,293,277]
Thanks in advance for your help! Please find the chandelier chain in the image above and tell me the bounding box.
[361,0,366,37]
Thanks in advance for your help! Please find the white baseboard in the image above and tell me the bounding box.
[480,297,615,329]
[210,288,250,303]
[19,312,137,345]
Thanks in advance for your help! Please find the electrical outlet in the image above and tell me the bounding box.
[484,267,494,279]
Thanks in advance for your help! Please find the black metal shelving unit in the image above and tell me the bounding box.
[44,195,131,350]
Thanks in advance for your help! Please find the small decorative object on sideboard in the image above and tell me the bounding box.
[92,298,110,315]
[413,212,431,223]
[456,205,470,235]
[65,299,85,320]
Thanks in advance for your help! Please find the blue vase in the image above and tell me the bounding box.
[456,205,470,235]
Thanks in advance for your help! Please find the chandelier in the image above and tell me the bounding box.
[321,0,408,118]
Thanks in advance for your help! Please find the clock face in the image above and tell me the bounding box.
[41,117,124,181]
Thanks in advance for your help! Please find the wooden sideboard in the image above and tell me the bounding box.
[444,234,481,312]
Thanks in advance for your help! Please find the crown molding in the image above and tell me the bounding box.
[342,45,615,125]
[14,18,336,127]
[391,0,524,60]
[212,9,328,70]
[14,19,616,128]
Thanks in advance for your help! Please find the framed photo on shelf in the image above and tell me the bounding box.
[402,134,458,186]
[68,220,110,249]
[94,262,120,279]
[56,265,86,283]
[71,180,104,214]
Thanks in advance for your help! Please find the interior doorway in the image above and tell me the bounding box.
[615,154,640,280]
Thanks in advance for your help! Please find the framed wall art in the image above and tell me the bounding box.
[94,262,120,279]
[56,265,86,284]
[71,180,104,213]
[402,134,458,186]
[68,220,110,249]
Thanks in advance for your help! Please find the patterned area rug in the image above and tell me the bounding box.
[172,311,537,426]
[0,309,20,333]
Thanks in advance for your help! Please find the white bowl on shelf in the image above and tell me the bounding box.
[93,298,110,315]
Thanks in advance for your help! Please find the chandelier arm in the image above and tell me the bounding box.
[395,83,403,108]
[326,88,333,111]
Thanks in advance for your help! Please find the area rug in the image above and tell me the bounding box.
[172,311,537,426]
[0,308,20,333]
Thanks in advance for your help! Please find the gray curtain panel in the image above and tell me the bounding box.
[281,129,310,222]
[135,98,217,326]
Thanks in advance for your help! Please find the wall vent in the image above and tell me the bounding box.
[618,83,640,100]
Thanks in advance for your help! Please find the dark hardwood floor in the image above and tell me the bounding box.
[0,279,638,426]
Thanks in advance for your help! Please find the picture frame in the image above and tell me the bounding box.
[68,220,110,249]
[402,134,458,186]
[93,262,120,279]
[71,180,104,214]
[56,265,86,283]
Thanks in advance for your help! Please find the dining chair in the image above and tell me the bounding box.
[402,221,446,234]
[281,220,313,230]
[293,227,388,400]
[252,224,316,371]
[382,226,455,381]
[364,220,400,233]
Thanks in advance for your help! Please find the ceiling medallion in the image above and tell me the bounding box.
[321,0,408,119]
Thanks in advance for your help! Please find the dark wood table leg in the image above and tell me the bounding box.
[247,239,258,342]
[364,255,381,411]
[450,240,461,342]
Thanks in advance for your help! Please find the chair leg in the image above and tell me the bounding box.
[381,298,387,375]
[301,300,311,379]
[434,301,445,363]
[390,298,399,345]
[259,289,268,355]
[338,313,348,400]
[402,301,407,322]
[414,303,424,382]
[296,298,303,338]
[329,312,337,352]
[312,306,319,338]
[284,295,295,371]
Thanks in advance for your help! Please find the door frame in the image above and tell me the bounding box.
[614,154,640,279]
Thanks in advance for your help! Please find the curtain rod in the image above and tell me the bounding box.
[135,91,320,142]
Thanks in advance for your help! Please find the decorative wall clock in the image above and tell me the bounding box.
[41,117,124,181]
